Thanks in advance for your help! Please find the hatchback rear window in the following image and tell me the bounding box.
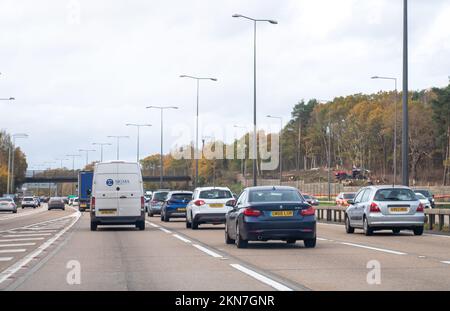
[23,198,33,201]
[249,190,303,203]
[170,193,192,201]
[153,192,168,201]
[343,193,355,199]
[199,190,232,199]
[374,189,417,201]
[415,190,431,197]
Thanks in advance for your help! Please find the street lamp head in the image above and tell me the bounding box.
[9,97,15,100]
[268,20,278,24]
[232,14,242,18]
[210,78,218,82]
[371,76,379,79]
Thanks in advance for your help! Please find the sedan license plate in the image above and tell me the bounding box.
[177,208,186,212]
[271,211,294,217]
[389,207,408,213]
[209,203,224,208]
[99,210,116,215]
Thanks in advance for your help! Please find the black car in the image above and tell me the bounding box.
[414,189,435,208]
[224,186,316,249]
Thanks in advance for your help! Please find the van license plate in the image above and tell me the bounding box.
[99,210,116,215]
[177,208,186,212]
[389,207,408,213]
[209,203,224,208]
[271,211,294,217]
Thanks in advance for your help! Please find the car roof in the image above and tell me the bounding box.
[245,186,299,191]
[168,191,193,195]
[195,187,231,191]
[363,185,412,190]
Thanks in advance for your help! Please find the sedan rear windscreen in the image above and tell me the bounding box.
[170,193,192,201]
[199,190,232,199]
[343,193,355,199]
[374,189,417,201]
[249,190,303,203]
[23,198,34,201]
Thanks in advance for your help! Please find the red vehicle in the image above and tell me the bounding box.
[335,192,356,206]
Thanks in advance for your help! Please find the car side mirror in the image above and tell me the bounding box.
[226,199,236,207]
[86,189,91,196]
[347,199,354,205]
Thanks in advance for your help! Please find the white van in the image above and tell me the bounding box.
[90,161,145,231]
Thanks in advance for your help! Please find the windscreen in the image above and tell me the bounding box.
[23,198,34,201]
[170,193,192,201]
[153,192,168,201]
[374,189,418,201]
[0,198,12,202]
[343,193,355,199]
[249,190,303,203]
[415,193,426,199]
[415,190,431,197]
[199,189,232,199]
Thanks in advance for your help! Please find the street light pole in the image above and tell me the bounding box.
[402,0,409,186]
[107,136,129,160]
[79,149,96,167]
[126,124,152,163]
[92,143,112,162]
[146,106,178,188]
[180,75,217,189]
[233,14,278,187]
[266,115,283,185]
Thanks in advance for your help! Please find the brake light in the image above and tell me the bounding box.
[417,203,424,212]
[91,197,95,209]
[141,196,145,209]
[194,200,205,206]
[243,208,261,217]
[370,202,381,213]
[301,206,315,216]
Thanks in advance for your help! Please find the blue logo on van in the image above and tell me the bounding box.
[106,179,114,187]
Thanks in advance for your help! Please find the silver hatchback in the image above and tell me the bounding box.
[345,185,425,236]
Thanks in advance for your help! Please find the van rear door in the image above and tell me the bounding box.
[117,163,142,217]
[95,163,119,217]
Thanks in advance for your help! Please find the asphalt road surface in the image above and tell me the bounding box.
[0,208,449,291]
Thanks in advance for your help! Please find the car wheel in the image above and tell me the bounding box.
[304,237,316,248]
[191,217,198,230]
[286,239,296,244]
[363,217,373,236]
[90,221,97,231]
[392,228,401,234]
[413,226,424,236]
[345,215,355,234]
[148,211,153,217]
[13,210,17,214]
[136,221,145,230]
[235,223,248,248]
[163,212,170,222]
[225,224,235,244]
[160,212,164,221]
[186,214,192,228]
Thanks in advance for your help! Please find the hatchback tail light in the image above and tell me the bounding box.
[417,203,424,212]
[243,208,261,217]
[141,196,145,209]
[301,206,315,216]
[194,200,205,206]
[91,197,95,209]
[370,202,381,213]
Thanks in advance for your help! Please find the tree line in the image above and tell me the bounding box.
[0,130,28,195]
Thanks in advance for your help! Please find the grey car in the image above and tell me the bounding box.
[0,197,17,213]
[345,185,425,236]
[147,190,169,217]
[48,197,65,210]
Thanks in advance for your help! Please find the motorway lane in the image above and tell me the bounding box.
[146,217,450,290]
[5,213,286,291]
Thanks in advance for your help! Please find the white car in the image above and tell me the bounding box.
[415,193,431,209]
[90,161,145,231]
[21,196,38,208]
[72,197,79,208]
[0,197,17,213]
[185,187,235,230]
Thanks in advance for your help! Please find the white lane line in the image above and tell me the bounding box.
[0,249,27,254]
[230,264,293,291]
[0,211,81,284]
[193,244,223,258]
[173,234,191,243]
[0,243,35,248]
[0,207,46,221]
[0,257,13,262]
[2,233,52,238]
[441,261,450,265]
[16,228,57,232]
[317,222,344,228]
[7,231,55,234]
[317,237,329,241]
[424,234,450,239]
[340,242,407,255]
[146,222,160,228]
[0,238,44,242]
[159,228,172,234]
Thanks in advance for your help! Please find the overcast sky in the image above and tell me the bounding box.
[1,0,449,170]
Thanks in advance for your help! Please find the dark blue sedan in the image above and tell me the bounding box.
[161,191,193,222]
[224,186,316,248]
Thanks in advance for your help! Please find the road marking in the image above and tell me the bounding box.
[7,231,55,234]
[317,237,329,241]
[0,207,46,221]
[159,227,172,234]
[317,222,344,228]
[2,233,52,238]
[193,244,223,258]
[0,211,81,284]
[173,234,191,243]
[146,222,160,228]
[0,238,44,242]
[0,249,27,254]
[424,233,450,239]
[0,243,35,248]
[230,264,293,291]
[441,261,450,265]
[0,257,13,262]
[340,242,406,255]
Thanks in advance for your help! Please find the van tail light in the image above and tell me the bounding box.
[243,208,261,217]
[301,206,315,216]
[194,200,205,206]
[417,203,424,212]
[91,197,95,209]
[370,202,381,213]
[141,196,145,209]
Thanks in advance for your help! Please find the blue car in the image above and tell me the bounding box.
[161,191,193,222]
[225,186,316,248]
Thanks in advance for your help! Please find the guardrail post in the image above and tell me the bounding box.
[439,215,444,231]
[429,215,434,231]
[338,210,342,223]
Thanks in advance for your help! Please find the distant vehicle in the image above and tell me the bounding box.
[62,197,69,204]
[413,189,435,208]
[78,171,94,211]
[224,186,317,248]
[147,190,169,217]
[345,185,425,236]
[186,187,234,229]
[48,197,65,210]
[34,196,41,207]
[90,161,145,231]
[160,191,193,222]
[336,192,356,207]
[68,197,74,206]
[415,193,431,209]
[0,197,17,213]
[21,196,38,209]
[302,193,319,206]
[72,197,79,208]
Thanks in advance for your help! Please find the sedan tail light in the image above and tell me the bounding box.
[370,202,381,213]
[243,208,261,217]
[194,200,205,206]
[301,206,315,216]
[417,203,424,212]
